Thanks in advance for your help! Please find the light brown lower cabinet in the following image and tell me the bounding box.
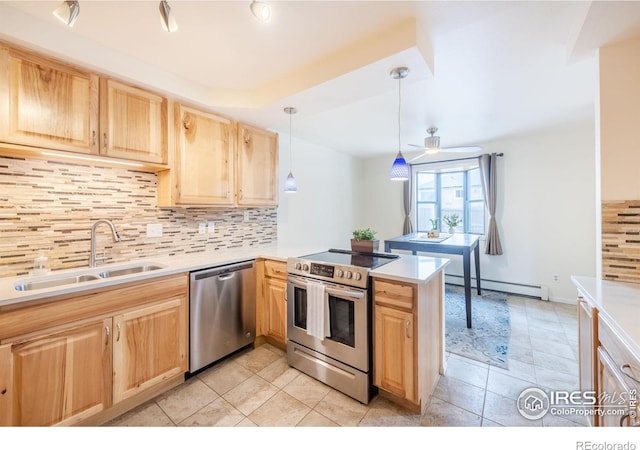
[256,259,288,349]
[1,319,112,426]
[373,272,444,413]
[576,288,640,427]
[0,274,188,426]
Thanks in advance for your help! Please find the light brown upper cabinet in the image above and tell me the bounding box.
[158,103,235,206]
[0,42,168,166]
[236,123,279,207]
[0,44,99,154]
[158,107,279,207]
[99,79,167,164]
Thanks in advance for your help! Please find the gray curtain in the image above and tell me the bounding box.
[478,153,503,255]
[402,173,413,235]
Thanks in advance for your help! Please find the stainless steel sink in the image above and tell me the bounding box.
[97,264,164,278]
[14,274,101,291]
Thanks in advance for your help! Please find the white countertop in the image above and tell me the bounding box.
[0,245,449,309]
[571,275,640,360]
[0,244,325,308]
[370,255,450,284]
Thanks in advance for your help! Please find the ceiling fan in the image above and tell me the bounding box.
[407,127,482,163]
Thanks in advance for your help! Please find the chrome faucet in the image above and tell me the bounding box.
[90,219,121,267]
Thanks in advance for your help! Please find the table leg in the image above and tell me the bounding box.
[463,250,472,328]
[474,243,481,295]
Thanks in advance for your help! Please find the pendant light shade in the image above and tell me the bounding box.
[284,107,298,193]
[250,1,272,23]
[53,1,80,27]
[159,1,178,33]
[389,67,410,181]
[390,151,410,180]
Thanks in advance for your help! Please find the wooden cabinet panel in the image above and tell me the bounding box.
[166,103,235,205]
[265,277,287,345]
[7,319,111,426]
[113,297,187,403]
[264,259,287,280]
[374,304,415,402]
[0,344,14,426]
[0,44,99,154]
[597,347,639,427]
[578,298,597,425]
[100,79,167,164]
[237,123,278,206]
[374,279,415,310]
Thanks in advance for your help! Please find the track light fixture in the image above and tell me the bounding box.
[53,1,80,27]
[250,1,272,23]
[159,0,178,33]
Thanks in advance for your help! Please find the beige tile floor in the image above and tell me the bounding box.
[106,295,585,427]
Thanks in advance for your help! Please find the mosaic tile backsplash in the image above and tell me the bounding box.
[602,200,640,284]
[0,156,277,278]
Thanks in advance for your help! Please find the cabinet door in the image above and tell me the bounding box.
[112,296,187,403]
[578,299,597,425]
[597,347,636,427]
[237,123,278,206]
[265,277,287,344]
[100,79,167,163]
[173,104,235,205]
[0,45,99,154]
[0,344,13,426]
[7,319,112,426]
[374,304,416,402]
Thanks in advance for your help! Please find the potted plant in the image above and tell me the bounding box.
[351,227,379,253]
[428,218,440,238]
[443,214,462,234]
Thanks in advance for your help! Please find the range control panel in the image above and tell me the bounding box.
[286,258,369,289]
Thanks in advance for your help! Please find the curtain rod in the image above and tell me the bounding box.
[410,152,504,167]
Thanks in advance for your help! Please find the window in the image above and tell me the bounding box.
[414,163,485,234]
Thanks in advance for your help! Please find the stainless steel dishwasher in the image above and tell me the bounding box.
[189,260,256,373]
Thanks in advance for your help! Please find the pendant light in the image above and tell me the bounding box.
[53,1,80,27]
[389,67,410,181]
[284,107,298,193]
[159,1,178,33]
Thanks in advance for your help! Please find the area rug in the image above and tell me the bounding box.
[444,284,510,369]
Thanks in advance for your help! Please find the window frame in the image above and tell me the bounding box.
[412,162,486,235]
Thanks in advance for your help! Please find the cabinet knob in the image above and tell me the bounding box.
[92,130,96,146]
[620,364,640,384]
[116,323,121,342]
[405,320,411,338]
[105,325,110,345]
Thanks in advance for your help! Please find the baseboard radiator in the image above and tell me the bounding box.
[444,274,549,301]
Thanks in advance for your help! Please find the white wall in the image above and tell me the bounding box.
[358,121,597,302]
[277,135,358,249]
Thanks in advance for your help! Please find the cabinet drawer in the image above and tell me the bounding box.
[598,315,640,389]
[264,260,287,280]
[374,279,415,310]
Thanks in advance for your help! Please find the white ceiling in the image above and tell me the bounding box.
[1,1,640,159]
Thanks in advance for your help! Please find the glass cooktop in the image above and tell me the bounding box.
[300,248,399,269]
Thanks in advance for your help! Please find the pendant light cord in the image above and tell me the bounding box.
[398,75,401,152]
[289,111,293,170]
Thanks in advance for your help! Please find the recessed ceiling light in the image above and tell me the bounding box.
[250,1,272,23]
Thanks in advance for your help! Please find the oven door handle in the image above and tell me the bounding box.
[288,278,365,299]
[325,288,364,299]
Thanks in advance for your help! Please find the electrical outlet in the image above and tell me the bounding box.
[553,274,559,282]
[198,223,206,234]
[244,210,250,222]
[207,221,215,233]
[146,223,163,238]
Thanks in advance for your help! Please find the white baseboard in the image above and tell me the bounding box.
[445,274,550,300]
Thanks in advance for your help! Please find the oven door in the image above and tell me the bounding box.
[287,274,369,372]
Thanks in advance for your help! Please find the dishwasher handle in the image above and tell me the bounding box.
[191,261,254,281]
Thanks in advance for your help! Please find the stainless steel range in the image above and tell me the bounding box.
[286,249,398,404]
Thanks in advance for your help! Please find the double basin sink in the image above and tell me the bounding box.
[14,263,165,291]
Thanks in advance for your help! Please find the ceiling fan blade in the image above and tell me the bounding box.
[408,143,426,148]
[440,146,483,153]
[407,153,431,163]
